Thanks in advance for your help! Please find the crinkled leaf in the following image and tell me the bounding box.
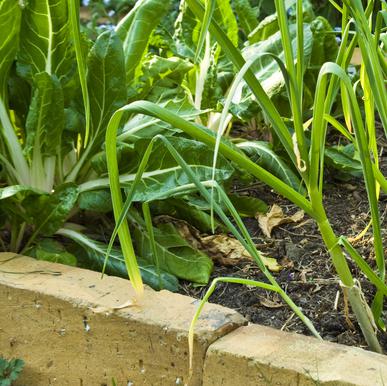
[257,204,304,238]
[135,55,193,98]
[124,136,234,202]
[87,30,127,141]
[325,144,363,180]
[237,141,304,193]
[115,0,172,83]
[130,211,213,284]
[63,230,178,291]
[233,0,259,36]
[248,14,279,43]
[0,1,21,97]
[25,72,64,158]
[310,16,339,65]
[228,193,268,216]
[24,183,79,235]
[29,238,77,266]
[78,190,112,213]
[17,0,74,84]
[151,198,220,233]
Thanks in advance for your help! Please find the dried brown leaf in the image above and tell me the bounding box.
[256,204,304,238]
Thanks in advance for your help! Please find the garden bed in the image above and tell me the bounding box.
[180,150,387,352]
[1,253,387,385]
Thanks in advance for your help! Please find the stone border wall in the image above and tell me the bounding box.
[1,253,386,386]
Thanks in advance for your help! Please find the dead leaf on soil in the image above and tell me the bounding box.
[155,215,282,272]
[259,296,284,308]
[256,204,304,238]
[200,234,282,272]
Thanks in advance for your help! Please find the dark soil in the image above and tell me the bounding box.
[179,147,387,352]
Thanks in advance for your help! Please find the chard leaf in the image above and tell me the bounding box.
[17,0,74,83]
[78,190,112,213]
[151,199,220,233]
[60,229,179,291]
[120,97,203,142]
[325,144,362,180]
[24,183,79,235]
[237,141,304,193]
[215,0,238,47]
[125,136,234,202]
[233,0,259,36]
[90,142,135,176]
[136,55,193,98]
[0,1,21,96]
[29,238,77,266]
[242,24,313,97]
[115,0,172,83]
[25,72,65,158]
[130,210,213,284]
[310,16,339,65]
[248,13,279,44]
[228,193,268,216]
[87,30,127,141]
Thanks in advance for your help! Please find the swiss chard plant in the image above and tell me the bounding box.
[0,0,234,291]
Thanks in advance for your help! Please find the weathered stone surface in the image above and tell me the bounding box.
[203,324,387,386]
[0,253,245,385]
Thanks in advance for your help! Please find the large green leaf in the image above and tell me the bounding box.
[237,141,304,192]
[25,72,65,158]
[228,193,268,216]
[119,97,204,142]
[233,0,259,37]
[115,0,172,83]
[90,142,135,175]
[28,238,77,266]
[87,30,127,141]
[325,144,362,180]
[242,24,313,97]
[125,136,235,202]
[81,135,234,201]
[151,198,220,233]
[58,228,178,291]
[0,0,21,96]
[78,190,112,213]
[309,16,339,66]
[134,55,193,98]
[24,183,79,235]
[130,210,213,284]
[17,0,74,83]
